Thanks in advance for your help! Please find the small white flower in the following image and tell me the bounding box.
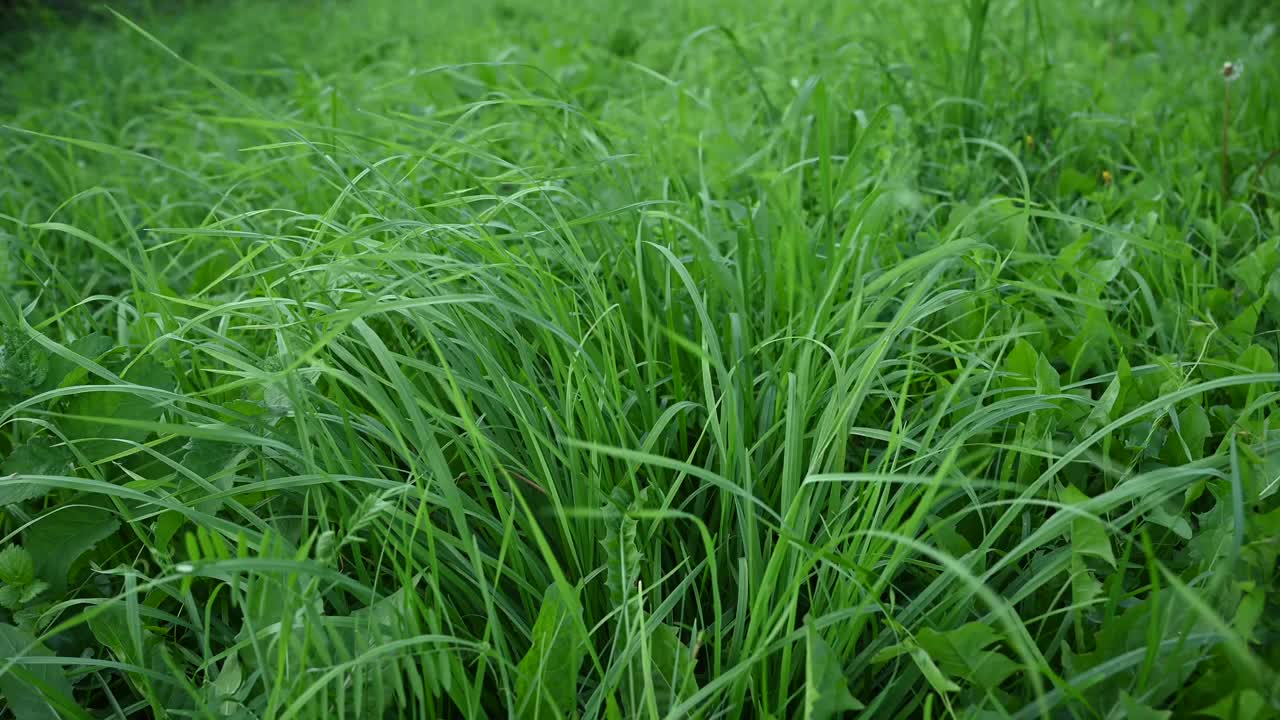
[1222,60,1244,82]
[175,563,195,574]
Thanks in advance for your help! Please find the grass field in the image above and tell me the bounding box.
[1,0,1279,717]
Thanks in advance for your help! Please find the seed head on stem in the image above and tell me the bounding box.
[1221,60,1243,201]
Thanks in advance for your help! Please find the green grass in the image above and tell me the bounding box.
[1,0,1279,717]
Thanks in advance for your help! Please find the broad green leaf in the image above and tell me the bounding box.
[916,623,1018,691]
[211,653,243,699]
[515,584,586,719]
[925,516,972,558]
[1003,339,1039,388]
[909,644,961,694]
[0,325,48,397]
[0,623,78,720]
[625,623,698,716]
[805,621,863,720]
[1057,167,1096,196]
[1065,307,1114,377]
[0,546,46,611]
[1228,237,1280,295]
[0,438,72,506]
[1189,499,1236,568]
[39,333,114,393]
[870,642,912,665]
[1231,345,1276,407]
[1118,691,1170,720]
[1034,352,1060,395]
[0,545,35,585]
[153,511,186,551]
[1169,403,1211,464]
[1081,376,1121,437]
[973,197,1027,252]
[1145,501,1192,540]
[1232,583,1266,641]
[1070,556,1104,609]
[1197,689,1265,720]
[90,604,194,714]
[25,505,120,593]
[180,439,248,514]
[1060,485,1115,568]
[1223,302,1260,345]
[62,356,174,461]
[88,602,137,660]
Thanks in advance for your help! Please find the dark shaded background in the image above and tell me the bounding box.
[1,0,192,61]
[3,0,105,28]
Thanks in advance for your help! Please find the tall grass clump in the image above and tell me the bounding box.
[1,0,1278,718]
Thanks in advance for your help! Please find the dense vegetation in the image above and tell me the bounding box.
[2,0,1279,717]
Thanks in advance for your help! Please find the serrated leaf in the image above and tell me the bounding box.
[1118,692,1170,720]
[0,546,45,611]
[916,623,1018,691]
[516,584,586,719]
[0,325,48,397]
[805,620,863,720]
[0,545,35,585]
[1060,485,1115,568]
[17,580,48,605]
[601,486,646,613]
[0,438,73,506]
[0,622,78,720]
[915,623,999,663]
[25,505,120,593]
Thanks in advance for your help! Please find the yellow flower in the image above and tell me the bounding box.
[1102,170,1114,186]
[1025,134,1034,150]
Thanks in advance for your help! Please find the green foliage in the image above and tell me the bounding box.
[805,620,863,720]
[0,325,47,398]
[61,355,174,462]
[516,584,587,718]
[915,624,1019,693]
[0,623,78,720]
[0,546,46,610]
[25,505,119,593]
[0,438,71,506]
[0,0,1278,717]
[600,486,646,614]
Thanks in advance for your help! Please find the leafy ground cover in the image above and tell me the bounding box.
[1,0,1279,717]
